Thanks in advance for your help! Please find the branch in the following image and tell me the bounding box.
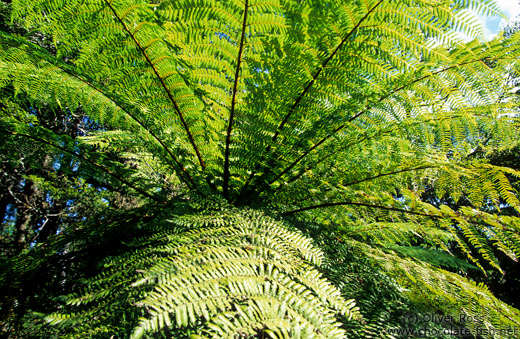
[272,104,485,189]
[2,32,198,190]
[70,75,197,190]
[0,129,166,204]
[103,0,206,171]
[269,57,496,188]
[282,201,440,218]
[237,0,385,201]
[341,166,432,187]
[223,0,249,200]
[281,165,432,195]
[273,130,386,187]
[270,0,386,145]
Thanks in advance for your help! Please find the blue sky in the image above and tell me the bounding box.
[483,0,520,39]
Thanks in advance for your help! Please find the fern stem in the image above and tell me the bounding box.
[277,166,434,206]
[223,0,249,201]
[282,201,440,218]
[103,0,207,172]
[0,34,197,188]
[66,71,197,190]
[266,58,495,193]
[270,0,385,145]
[341,166,432,187]
[0,129,166,204]
[272,126,399,188]
[281,166,432,196]
[237,0,385,202]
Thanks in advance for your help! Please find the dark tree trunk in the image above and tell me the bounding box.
[13,180,38,252]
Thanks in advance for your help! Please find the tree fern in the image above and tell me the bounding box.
[43,202,358,338]
[2,0,520,337]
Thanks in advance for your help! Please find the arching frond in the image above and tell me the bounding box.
[45,204,359,338]
[3,0,520,337]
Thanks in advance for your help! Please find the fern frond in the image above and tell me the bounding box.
[44,205,358,338]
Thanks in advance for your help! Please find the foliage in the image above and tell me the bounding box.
[43,201,359,338]
[1,0,520,338]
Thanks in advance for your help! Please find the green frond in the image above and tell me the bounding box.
[3,0,520,337]
[358,241,520,338]
[44,205,358,338]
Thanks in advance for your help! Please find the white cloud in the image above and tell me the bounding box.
[484,0,520,40]
[496,0,520,19]
[455,1,520,42]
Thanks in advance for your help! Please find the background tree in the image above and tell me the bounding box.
[1,0,520,338]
